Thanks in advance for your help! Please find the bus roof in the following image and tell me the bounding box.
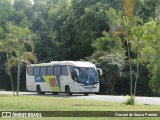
[27,61,96,67]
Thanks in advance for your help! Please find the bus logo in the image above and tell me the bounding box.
[2,112,11,117]
[49,78,57,87]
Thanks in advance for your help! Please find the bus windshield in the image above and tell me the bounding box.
[76,67,99,84]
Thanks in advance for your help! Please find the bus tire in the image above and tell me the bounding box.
[84,93,89,96]
[65,86,72,96]
[36,85,44,94]
[52,92,58,95]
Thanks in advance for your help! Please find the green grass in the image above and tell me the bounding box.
[0,95,160,120]
[0,95,160,111]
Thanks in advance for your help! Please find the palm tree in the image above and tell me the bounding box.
[131,25,144,97]
[0,34,17,96]
[6,23,36,96]
[14,35,36,96]
[111,0,135,104]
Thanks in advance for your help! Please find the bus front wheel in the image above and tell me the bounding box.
[65,86,72,96]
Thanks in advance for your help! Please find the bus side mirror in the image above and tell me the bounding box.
[74,68,79,77]
[97,68,103,76]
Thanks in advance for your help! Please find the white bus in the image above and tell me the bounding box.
[26,61,102,96]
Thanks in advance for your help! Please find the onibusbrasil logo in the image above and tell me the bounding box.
[1,112,42,118]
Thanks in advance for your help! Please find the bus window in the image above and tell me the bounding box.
[47,66,54,75]
[61,66,68,75]
[34,67,40,75]
[54,66,61,76]
[69,66,74,79]
[27,67,34,75]
[40,67,47,75]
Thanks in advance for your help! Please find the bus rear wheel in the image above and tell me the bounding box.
[84,93,89,96]
[36,85,44,94]
[52,92,58,95]
[65,86,72,96]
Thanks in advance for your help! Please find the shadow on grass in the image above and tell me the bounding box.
[73,104,110,107]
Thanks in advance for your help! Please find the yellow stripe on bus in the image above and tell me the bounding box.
[43,76,60,92]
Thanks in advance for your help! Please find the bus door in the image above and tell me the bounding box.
[68,66,79,92]
[60,66,73,92]
[72,67,80,92]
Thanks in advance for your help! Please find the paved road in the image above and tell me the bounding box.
[71,95,160,105]
[0,91,160,105]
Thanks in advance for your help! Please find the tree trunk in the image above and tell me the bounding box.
[16,56,21,96]
[9,68,15,96]
[126,39,133,104]
[134,45,140,97]
[6,52,15,96]
[110,78,115,95]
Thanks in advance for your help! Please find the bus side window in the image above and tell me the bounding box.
[47,66,54,75]
[27,67,34,76]
[54,66,61,76]
[73,68,79,82]
[61,66,68,75]
[40,67,47,75]
[68,66,74,79]
[34,67,40,76]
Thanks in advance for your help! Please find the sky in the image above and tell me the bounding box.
[11,0,34,4]
[30,0,34,4]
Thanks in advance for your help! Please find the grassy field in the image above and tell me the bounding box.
[0,95,160,120]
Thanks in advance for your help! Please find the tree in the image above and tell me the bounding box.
[30,0,59,61]
[111,0,136,104]
[135,0,160,22]
[0,34,17,96]
[6,23,36,96]
[91,31,126,95]
[131,25,144,97]
[0,0,14,38]
[140,18,160,95]
[47,0,112,60]
[92,51,125,95]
